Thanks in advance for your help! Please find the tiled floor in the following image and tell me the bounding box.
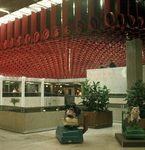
[0,123,144,150]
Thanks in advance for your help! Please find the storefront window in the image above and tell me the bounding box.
[25,82,39,93]
[3,81,20,92]
[25,82,40,97]
[44,84,51,93]
[52,84,82,96]
[54,85,63,94]
[3,81,21,97]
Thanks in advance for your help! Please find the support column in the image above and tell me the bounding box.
[38,83,41,93]
[19,82,22,92]
[126,38,143,90]
[21,76,26,107]
[8,84,10,92]
[0,75,3,105]
[41,78,44,106]
[50,84,54,94]
[27,83,30,92]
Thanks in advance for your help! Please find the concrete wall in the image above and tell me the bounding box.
[108,107,127,123]
[46,97,64,106]
[3,97,65,107]
[87,65,145,94]
[87,67,127,94]
[0,111,64,133]
[75,97,83,105]
[3,97,22,106]
[109,98,127,122]
[25,97,41,107]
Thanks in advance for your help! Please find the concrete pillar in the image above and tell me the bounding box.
[126,38,143,90]
[8,84,10,92]
[0,75,3,105]
[19,82,22,92]
[27,83,30,92]
[41,78,44,106]
[50,84,54,94]
[21,76,26,107]
[38,83,41,92]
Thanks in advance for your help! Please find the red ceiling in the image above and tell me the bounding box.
[0,34,129,79]
[0,0,145,79]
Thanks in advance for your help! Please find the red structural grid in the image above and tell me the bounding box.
[0,35,144,79]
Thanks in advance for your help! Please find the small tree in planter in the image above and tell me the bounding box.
[10,98,20,111]
[80,79,110,112]
[125,79,145,118]
[79,79,112,128]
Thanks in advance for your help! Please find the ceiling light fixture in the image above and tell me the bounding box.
[18,7,32,16]
[0,17,8,24]
[29,4,42,12]
[11,11,23,18]
[0,9,10,14]
[4,14,15,21]
[38,1,51,8]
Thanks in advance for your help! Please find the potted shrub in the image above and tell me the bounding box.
[124,79,145,130]
[79,79,112,128]
[10,98,20,111]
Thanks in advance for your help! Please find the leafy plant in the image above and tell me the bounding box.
[79,79,110,112]
[124,80,145,118]
[10,98,20,107]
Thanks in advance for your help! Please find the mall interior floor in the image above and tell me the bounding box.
[0,123,144,150]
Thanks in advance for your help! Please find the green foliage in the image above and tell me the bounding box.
[79,79,110,112]
[124,80,145,118]
[10,98,20,106]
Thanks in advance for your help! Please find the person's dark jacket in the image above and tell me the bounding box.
[109,62,116,68]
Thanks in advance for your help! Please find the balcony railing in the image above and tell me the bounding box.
[25,92,41,97]
[3,92,21,97]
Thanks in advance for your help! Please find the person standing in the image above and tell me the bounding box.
[12,88,16,93]
[98,62,106,68]
[108,59,116,68]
